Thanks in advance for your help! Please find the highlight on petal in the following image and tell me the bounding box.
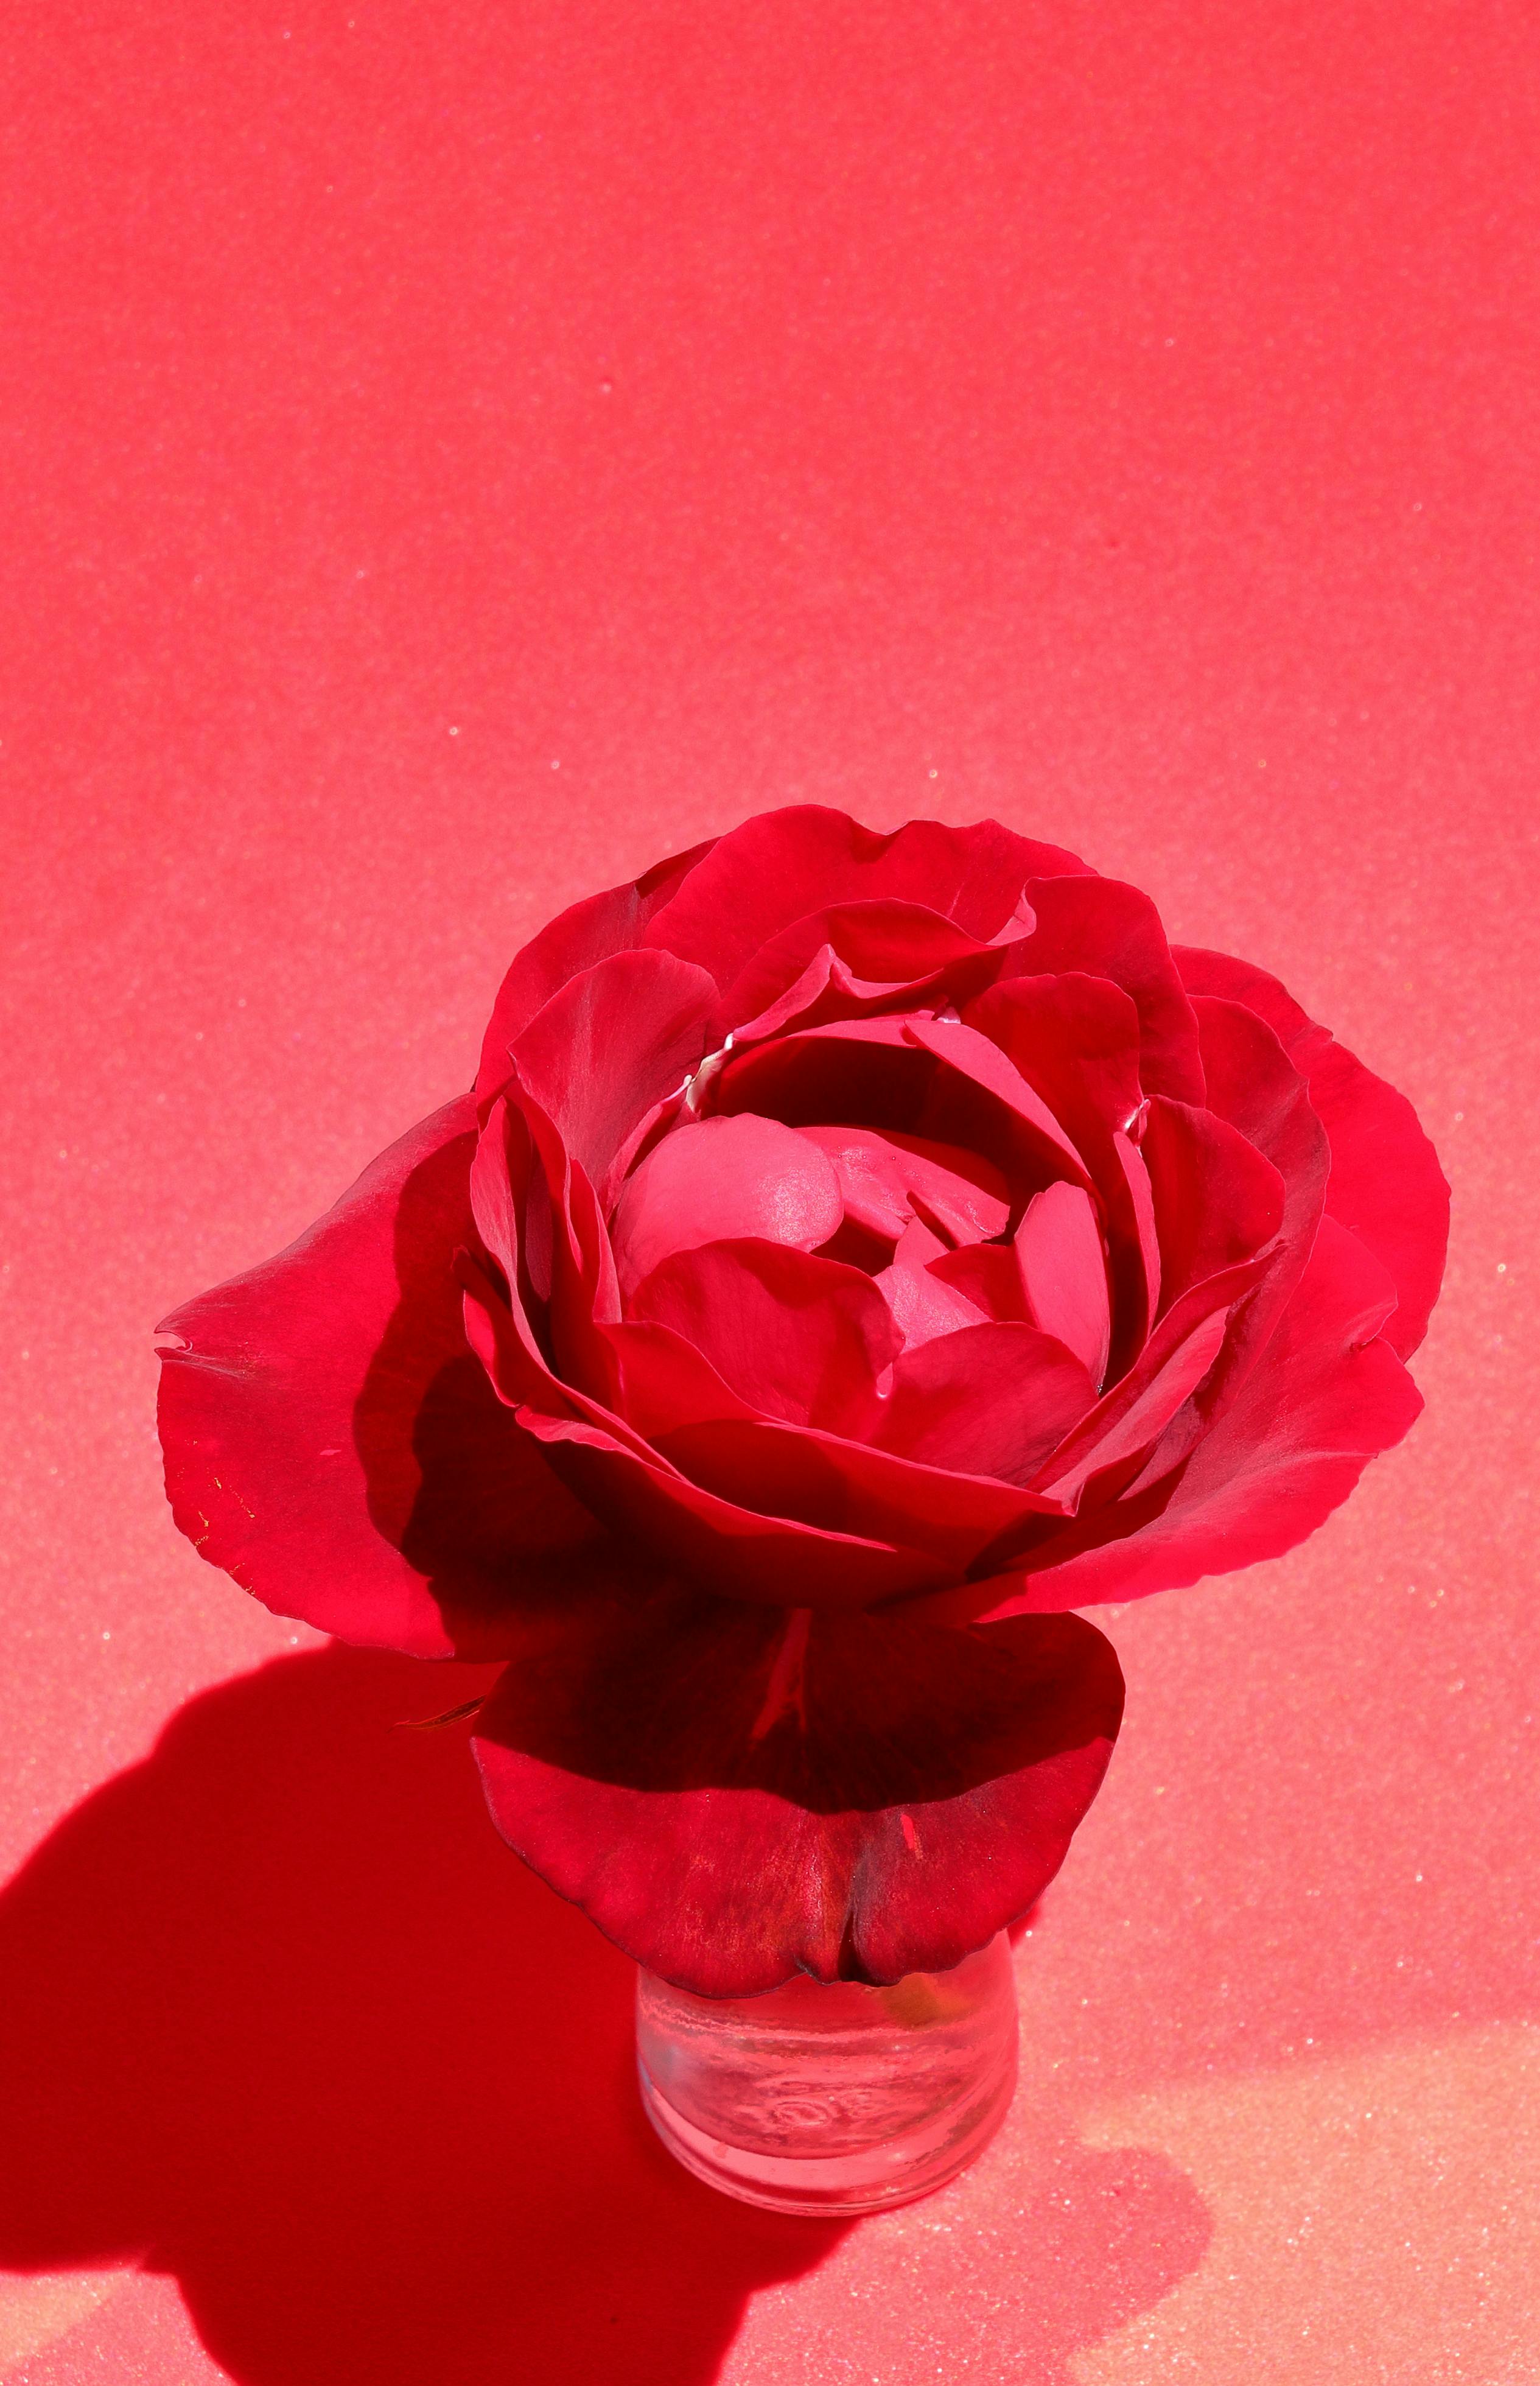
[609,1114,842,1303]
[873,1219,990,1350]
[157,1100,623,1658]
[471,1590,1124,1994]
[795,1124,1011,1247]
[1174,945,1449,1358]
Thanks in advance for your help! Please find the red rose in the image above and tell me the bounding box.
[157,809,1447,1995]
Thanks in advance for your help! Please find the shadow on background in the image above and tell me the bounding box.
[0,1647,1209,2384]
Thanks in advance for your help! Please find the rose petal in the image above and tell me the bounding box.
[1174,945,1449,1358]
[795,1123,1012,1245]
[472,1592,1123,1993]
[609,1114,843,1304]
[1013,1182,1113,1388]
[651,1413,1069,1573]
[1139,1096,1287,1314]
[156,1100,621,1658]
[475,838,715,1103]
[998,876,1206,1103]
[628,1238,901,1431]
[1111,1128,1161,1355]
[462,1240,940,1607]
[963,970,1145,1160]
[1162,992,1331,1439]
[873,1218,988,1350]
[962,1215,1424,1615]
[870,1321,1097,1484]
[926,1240,1032,1324]
[1023,1251,1273,1506]
[962,972,1153,1366]
[642,806,1090,992]
[715,899,998,1044]
[507,949,718,1209]
[901,1017,1091,1184]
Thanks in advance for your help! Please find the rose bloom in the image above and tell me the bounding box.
[158,809,1447,1995]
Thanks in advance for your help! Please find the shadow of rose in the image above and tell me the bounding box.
[0,1645,1211,2385]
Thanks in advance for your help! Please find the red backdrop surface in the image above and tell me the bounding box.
[1,4,1536,2381]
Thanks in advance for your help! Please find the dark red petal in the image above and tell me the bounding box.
[1174,945,1449,1358]
[963,972,1152,1369]
[961,1215,1424,1617]
[901,1017,1090,1183]
[472,1089,629,1416]
[610,1114,842,1304]
[506,949,718,1210]
[962,970,1146,1156]
[642,805,1090,992]
[1111,1128,1161,1350]
[462,1258,943,1608]
[1013,1182,1113,1388]
[628,1238,900,1432]
[156,1101,621,1658]
[871,1321,1097,1484]
[714,899,996,1043]
[597,1319,762,1439]
[998,876,1205,1104]
[474,838,716,1104]
[471,1592,1123,1993]
[1139,1095,1286,1314]
[1026,1251,1272,1504]
[715,897,982,1031]
[1164,992,1330,1444]
[650,1414,1068,1574]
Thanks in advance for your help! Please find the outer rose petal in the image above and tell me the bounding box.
[471,1591,1123,1993]
[950,1215,1425,1619]
[475,837,716,1103]
[508,949,718,1207]
[999,876,1206,1104]
[1174,945,1449,1358]
[1138,1095,1286,1313]
[156,1100,622,1658]
[713,899,998,1044]
[642,806,1090,991]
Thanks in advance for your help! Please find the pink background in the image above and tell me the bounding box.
[1,2,1536,2379]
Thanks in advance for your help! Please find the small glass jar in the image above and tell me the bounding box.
[635,1932,1018,2215]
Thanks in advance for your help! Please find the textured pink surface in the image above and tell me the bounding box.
[0,2,1535,2381]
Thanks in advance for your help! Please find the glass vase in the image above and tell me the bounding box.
[635,1931,1018,2214]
